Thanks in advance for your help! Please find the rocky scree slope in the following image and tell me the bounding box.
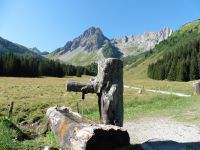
[112,27,172,56]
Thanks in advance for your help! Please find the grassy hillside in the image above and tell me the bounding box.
[0,37,39,58]
[47,49,102,66]
[124,19,200,80]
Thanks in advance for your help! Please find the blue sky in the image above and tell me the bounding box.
[0,0,199,52]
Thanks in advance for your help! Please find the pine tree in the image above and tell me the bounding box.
[177,60,189,81]
[190,55,199,80]
[167,59,177,81]
[148,39,200,81]
[76,66,84,77]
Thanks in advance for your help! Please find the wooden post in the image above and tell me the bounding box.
[193,82,200,95]
[76,102,80,113]
[46,106,130,150]
[8,101,14,118]
[66,58,124,127]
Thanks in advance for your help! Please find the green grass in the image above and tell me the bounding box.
[179,19,200,33]
[0,118,18,150]
[47,131,59,148]
[67,51,98,66]
[0,117,47,149]
[124,93,199,121]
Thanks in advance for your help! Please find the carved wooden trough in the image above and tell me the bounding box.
[46,106,130,150]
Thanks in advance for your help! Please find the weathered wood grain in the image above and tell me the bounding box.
[46,106,130,150]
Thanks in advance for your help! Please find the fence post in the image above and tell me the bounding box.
[8,101,14,118]
[193,82,200,95]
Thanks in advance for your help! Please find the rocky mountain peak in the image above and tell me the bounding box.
[55,27,108,54]
[81,27,103,38]
[160,27,173,40]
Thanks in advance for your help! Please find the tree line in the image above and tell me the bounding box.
[0,52,97,77]
[148,40,200,81]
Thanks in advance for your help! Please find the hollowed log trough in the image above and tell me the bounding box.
[46,106,130,150]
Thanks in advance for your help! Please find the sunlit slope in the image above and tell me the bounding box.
[124,19,200,81]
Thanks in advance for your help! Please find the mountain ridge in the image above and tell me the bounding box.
[0,36,40,57]
[112,27,172,56]
[48,26,172,65]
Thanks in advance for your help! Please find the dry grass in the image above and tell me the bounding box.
[0,76,199,124]
[0,76,97,121]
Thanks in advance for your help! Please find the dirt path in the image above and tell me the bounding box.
[124,85,191,97]
[124,117,200,150]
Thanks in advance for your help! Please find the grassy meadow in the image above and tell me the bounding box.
[0,76,200,149]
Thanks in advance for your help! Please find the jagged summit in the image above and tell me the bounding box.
[111,27,172,56]
[81,27,103,38]
[53,27,109,55]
